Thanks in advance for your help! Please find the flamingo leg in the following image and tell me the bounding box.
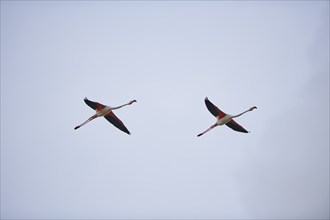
[197,124,217,137]
[74,114,98,130]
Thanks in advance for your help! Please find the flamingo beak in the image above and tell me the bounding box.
[250,106,257,111]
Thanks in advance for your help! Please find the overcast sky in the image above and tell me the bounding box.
[1,1,329,219]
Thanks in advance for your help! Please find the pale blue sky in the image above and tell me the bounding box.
[1,1,329,219]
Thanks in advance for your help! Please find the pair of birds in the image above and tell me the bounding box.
[75,97,257,136]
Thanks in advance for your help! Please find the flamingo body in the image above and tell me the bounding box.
[198,97,256,137]
[96,106,112,116]
[75,97,136,134]
[216,114,233,125]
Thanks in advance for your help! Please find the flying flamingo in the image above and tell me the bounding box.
[197,97,257,137]
[74,97,137,134]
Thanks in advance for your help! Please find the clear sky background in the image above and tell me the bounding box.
[1,1,329,219]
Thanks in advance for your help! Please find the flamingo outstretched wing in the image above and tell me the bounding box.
[226,119,248,133]
[84,97,106,111]
[104,111,131,135]
[204,97,226,119]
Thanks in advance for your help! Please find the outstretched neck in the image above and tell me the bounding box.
[111,100,137,110]
[111,103,130,110]
[232,109,251,118]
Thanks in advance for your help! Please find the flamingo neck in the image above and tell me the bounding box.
[232,109,250,118]
[111,102,130,110]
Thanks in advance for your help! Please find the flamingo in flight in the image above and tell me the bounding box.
[74,97,137,134]
[197,97,257,137]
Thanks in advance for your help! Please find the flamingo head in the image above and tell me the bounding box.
[129,100,137,104]
[250,106,257,111]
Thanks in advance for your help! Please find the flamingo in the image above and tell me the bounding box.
[197,97,257,137]
[74,97,137,134]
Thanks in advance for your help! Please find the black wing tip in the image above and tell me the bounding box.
[204,97,212,104]
[231,129,249,133]
[116,127,131,135]
[237,129,249,133]
[84,97,94,102]
[115,126,131,135]
[83,97,89,103]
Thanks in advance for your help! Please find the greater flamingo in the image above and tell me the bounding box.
[74,97,137,134]
[197,97,256,137]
